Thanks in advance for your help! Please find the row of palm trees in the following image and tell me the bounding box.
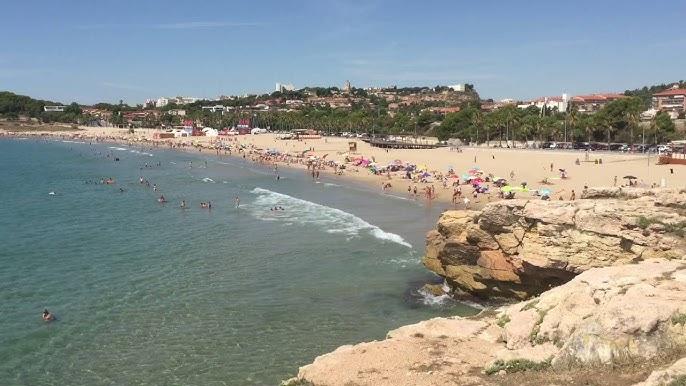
[167,100,676,146]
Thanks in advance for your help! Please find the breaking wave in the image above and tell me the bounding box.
[250,187,412,248]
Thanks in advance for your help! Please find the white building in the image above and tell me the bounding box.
[174,96,200,105]
[518,94,569,113]
[275,83,295,92]
[154,96,200,108]
[43,105,66,112]
[448,84,465,92]
[155,97,171,108]
[202,105,226,113]
[168,109,186,116]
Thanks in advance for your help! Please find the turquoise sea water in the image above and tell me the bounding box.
[0,138,477,385]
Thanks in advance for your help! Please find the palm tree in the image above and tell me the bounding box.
[626,110,639,150]
[471,110,483,145]
[566,105,578,144]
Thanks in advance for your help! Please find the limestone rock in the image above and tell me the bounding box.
[634,357,686,386]
[290,260,686,386]
[423,189,686,299]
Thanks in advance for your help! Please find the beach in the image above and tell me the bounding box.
[2,125,682,208]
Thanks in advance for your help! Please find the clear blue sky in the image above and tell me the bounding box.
[1,0,684,104]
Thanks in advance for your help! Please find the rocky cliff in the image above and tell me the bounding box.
[423,188,686,299]
[283,189,686,386]
[285,259,686,386]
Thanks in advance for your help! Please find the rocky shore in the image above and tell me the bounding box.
[423,187,686,299]
[285,188,686,386]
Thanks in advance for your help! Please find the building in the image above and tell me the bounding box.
[168,109,186,116]
[448,84,465,92]
[155,97,170,108]
[518,94,569,113]
[653,86,686,115]
[153,96,200,108]
[201,105,226,113]
[571,93,625,113]
[343,80,352,93]
[43,105,66,112]
[275,83,295,92]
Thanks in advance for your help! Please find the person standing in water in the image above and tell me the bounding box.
[234,196,240,208]
[180,200,186,209]
[42,309,55,322]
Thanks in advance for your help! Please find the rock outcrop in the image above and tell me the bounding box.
[423,189,686,299]
[286,259,686,386]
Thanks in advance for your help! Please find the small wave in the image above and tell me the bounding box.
[249,188,412,248]
[169,161,177,164]
[129,149,154,157]
[202,178,215,183]
[61,140,86,144]
[385,194,411,201]
[416,284,455,306]
[323,182,341,187]
[109,146,127,151]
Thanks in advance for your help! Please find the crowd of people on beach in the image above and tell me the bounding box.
[14,130,668,211]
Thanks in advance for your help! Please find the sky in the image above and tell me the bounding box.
[0,0,684,105]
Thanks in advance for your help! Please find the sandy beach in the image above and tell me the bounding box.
[2,125,683,208]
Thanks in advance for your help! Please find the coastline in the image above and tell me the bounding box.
[2,125,681,212]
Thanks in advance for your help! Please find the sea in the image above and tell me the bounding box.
[0,138,478,385]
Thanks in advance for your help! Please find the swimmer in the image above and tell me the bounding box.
[42,309,55,322]
[180,200,186,209]
[119,188,125,193]
[158,195,167,203]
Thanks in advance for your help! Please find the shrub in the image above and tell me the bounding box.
[485,358,552,375]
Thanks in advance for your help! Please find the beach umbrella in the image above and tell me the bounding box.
[393,159,403,165]
[421,172,431,178]
[501,185,513,193]
[538,188,551,196]
[418,164,428,171]
[623,175,637,179]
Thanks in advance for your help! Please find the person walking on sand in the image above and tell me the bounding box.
[570,190,576,201]
[550,163,554,172]
[613,176,618,187]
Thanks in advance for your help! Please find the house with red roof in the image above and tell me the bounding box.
[570,93,625,113]
[652,86,686,115]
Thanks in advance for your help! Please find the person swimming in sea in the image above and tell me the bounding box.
[158,195,167,203]
[42,309,55,322]
[180,200,187,209]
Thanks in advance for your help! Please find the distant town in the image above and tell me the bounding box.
[1,79,685,149]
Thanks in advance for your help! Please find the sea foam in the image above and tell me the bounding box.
[250,187,412,248]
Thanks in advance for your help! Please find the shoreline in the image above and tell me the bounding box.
[2,126,684,212]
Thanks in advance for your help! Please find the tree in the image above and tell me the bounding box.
[652,111,676,144]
